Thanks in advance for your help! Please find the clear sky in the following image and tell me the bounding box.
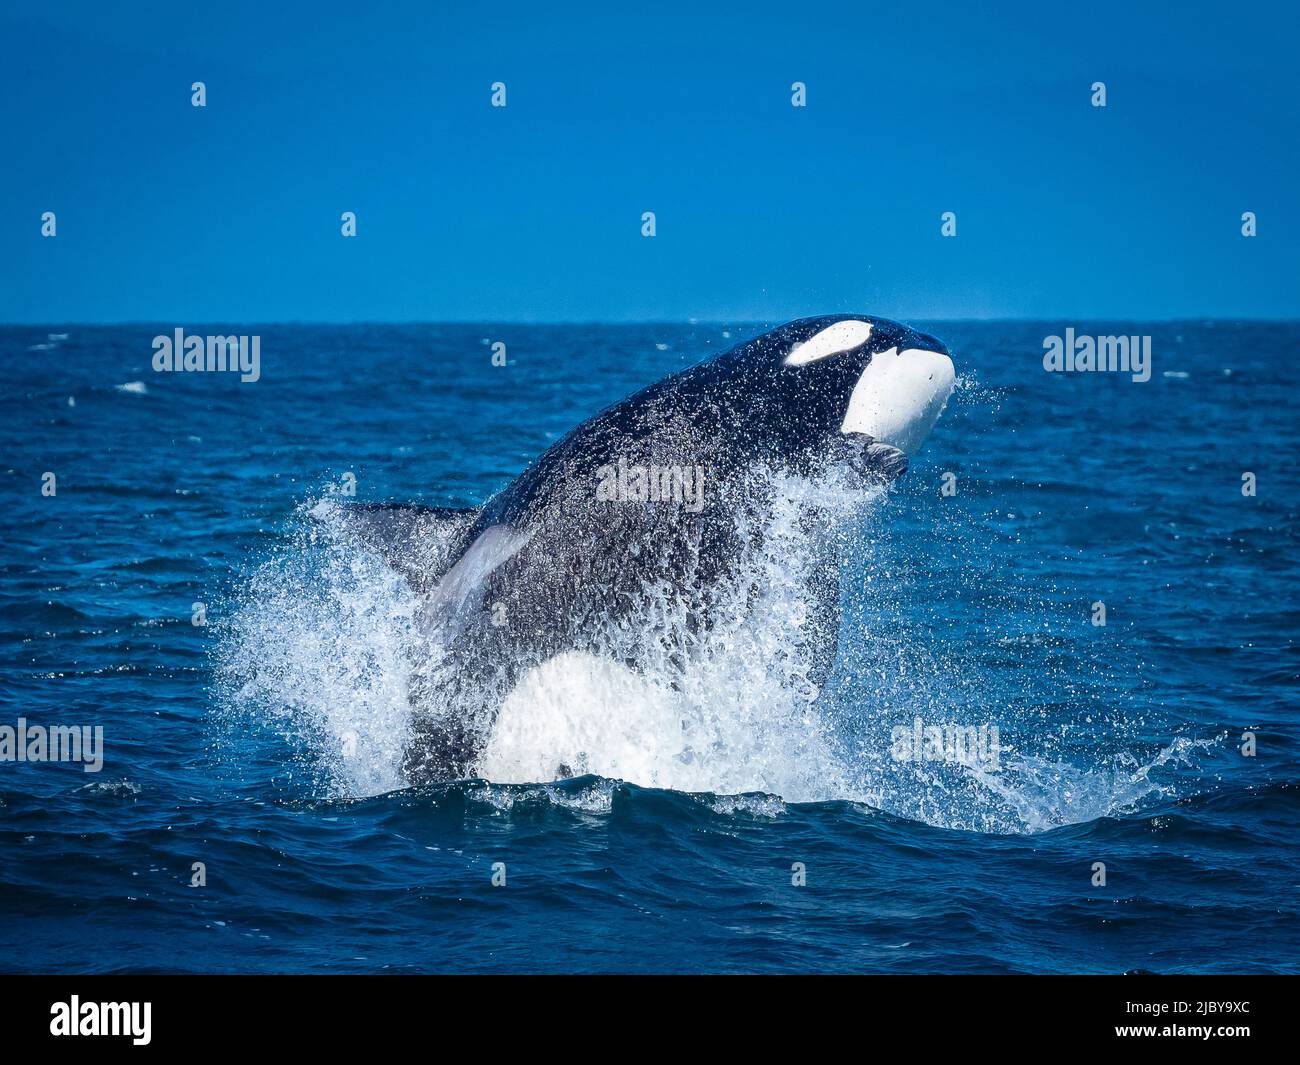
[2,1,1297,322]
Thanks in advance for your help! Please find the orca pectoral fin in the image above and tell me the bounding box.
[834,437,909,483]
[863,442,909,480]
[310,500,480,592]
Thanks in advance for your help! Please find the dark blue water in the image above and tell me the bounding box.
[2,322,1297,973]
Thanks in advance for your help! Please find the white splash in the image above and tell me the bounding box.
[218,455,1213,833]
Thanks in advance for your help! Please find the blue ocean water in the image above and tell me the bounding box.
[1,321,1297,974]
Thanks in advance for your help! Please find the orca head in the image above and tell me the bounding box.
[721,315,956,480]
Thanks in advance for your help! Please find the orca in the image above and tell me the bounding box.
[318,315,955,783]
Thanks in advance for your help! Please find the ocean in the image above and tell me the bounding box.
[2,320,1297,974]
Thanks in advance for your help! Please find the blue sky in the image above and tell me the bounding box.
[2,1,1297,322]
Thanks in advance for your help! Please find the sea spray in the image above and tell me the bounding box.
[215,438,1212,833]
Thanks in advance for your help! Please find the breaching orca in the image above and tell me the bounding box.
[319,315,955,783]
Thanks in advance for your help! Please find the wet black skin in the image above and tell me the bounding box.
[345,316,951,782]
[470,314,948,536]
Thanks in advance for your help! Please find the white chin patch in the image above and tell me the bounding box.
[841,347,956,455]
[784,320,873,366]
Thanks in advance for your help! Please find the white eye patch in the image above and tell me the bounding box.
[783,320,873,366]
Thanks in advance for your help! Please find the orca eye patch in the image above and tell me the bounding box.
[783,320,873,367]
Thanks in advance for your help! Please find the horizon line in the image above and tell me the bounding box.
[6,316,1300,327]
